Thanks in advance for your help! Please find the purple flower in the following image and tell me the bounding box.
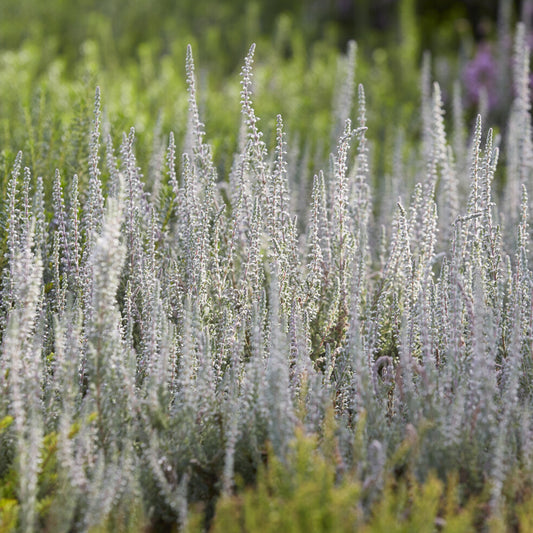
[463,43,499,109]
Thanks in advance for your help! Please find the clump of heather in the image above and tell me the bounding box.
[1,23,533,532]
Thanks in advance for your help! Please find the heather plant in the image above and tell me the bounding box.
[207,426,479,533]
[3,13,533,533]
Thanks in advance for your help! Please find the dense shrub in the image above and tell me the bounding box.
[2,9,533,532]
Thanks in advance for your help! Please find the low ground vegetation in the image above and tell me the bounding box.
[1,7,533,532]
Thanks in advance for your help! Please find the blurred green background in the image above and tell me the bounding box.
[0,0,516,73]
[0,0,527,191]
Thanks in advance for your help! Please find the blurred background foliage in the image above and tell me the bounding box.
[0,0,517,71]
[0,0,528,197]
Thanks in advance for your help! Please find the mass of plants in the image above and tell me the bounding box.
[2,0,533,531]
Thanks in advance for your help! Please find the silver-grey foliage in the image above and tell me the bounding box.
[1,33,533,530]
